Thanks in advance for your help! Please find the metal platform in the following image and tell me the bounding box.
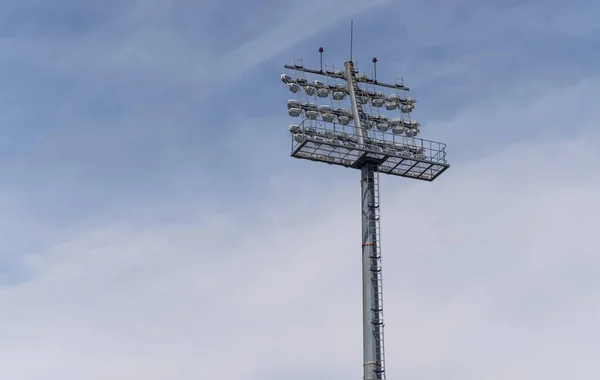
[290,122,449,181]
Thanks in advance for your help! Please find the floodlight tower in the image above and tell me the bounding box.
[281,46,449,380]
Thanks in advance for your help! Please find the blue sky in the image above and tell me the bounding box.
[0,0,599,379]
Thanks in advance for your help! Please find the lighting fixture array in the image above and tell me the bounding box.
[281,68,421,138]
[288,124,426,160]
[286,100,421,136]
[280,45,451,380]
[281,54,449,182]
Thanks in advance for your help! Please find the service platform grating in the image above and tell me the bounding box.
[290,120,449,181]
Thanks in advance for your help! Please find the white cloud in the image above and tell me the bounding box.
[2,1,600,378]
[1,73,599,379]
[220,0,390,78]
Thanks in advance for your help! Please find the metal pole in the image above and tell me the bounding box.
[350,20,354,62]
[319,47,324,72]
[346,60,385,378]
[344,61,365,148]
[361,163,385,380]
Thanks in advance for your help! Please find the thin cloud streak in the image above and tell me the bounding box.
[218,0,390,80]
[0,0,599,379]
[1,75,599,378]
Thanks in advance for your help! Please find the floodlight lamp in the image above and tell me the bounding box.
[288,108,302,117]
[287,100,301,109]
[305,86,316,96]
[323,113,335,122]
[401,104,414,113]
[387,94,400,102]
[391,124,405,134]
[317,88,330,98]
[297,77,308,85]
[293,133,306,143]
[337,108,351,117]
[333,91,346,101]
[281,74,293,83]
[289,124,301,133]
[336,131,348,140]
[357,95,369,104]
[338,115,351,125]
[390,117,403,126]
[372,98,384,107]
[334,69,345,78]
[318,105,332,113]
[385,101,398,111]
[314,80,325,88]
[304,102,317,110]
[335,84,348,92]
[288,83,300,93]
[305,110,319,120]
[376,121,389,132]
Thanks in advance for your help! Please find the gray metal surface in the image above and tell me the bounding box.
[283,64,409,91]
[361,163,386,380]
[290,122,449,181]
[282,57,450,380]
[345,61,365,148]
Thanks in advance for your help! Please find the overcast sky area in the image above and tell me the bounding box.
[1,0,599,379]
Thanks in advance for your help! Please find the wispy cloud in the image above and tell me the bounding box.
[220,0,390,78]
[0,0,599,378]
[1,75,599,378]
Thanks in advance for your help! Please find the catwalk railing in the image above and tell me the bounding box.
[289,119,449,181]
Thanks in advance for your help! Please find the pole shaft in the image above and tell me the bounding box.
[350,20,354,62]
[361,164,385,380]
[344,61,365,148]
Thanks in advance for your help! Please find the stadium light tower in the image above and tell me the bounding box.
[281,44,449,380]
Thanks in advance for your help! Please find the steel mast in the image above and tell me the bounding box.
[281,44,450,380]
[345,60,385,379]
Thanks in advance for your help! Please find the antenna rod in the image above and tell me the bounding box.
[345,60,364,148]
[350,20,354,62]
[319,47,324,72]
[373,57,378,83]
